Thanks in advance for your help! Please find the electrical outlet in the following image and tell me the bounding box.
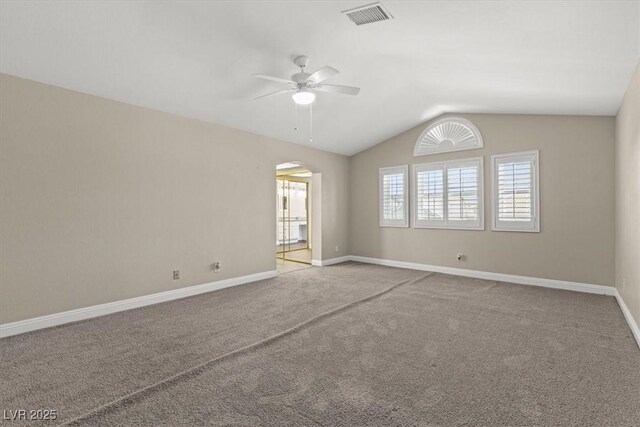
[212,262,221,273]
[173,270,180,280]
[335,246,339,252]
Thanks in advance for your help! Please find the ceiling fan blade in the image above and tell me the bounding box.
[252,74,296,85]
[307,66,340,84]
[253,88,296,100]
[313,84,360,96]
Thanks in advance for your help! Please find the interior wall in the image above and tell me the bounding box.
[311,173,322,262]
[0,74,350,323]
[615,61,640,325]
[349,113,615,287]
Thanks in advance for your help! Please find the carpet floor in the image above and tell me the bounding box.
[1,262,639,426]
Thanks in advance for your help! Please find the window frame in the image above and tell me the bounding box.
[412,157,484,231]
[491,150,540,233]
[379,165,409,228]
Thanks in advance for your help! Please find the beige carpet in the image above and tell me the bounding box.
[1,262,639,426]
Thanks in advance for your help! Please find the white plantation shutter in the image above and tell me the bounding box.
[413,158,483,230]
[379,165,409,227]
[415,164,445,226]
[447,162,480,224]
[497,162,532,220]
[492,151,539,232]
[414,118,484,156]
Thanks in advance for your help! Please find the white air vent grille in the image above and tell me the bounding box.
[342,2,393,26]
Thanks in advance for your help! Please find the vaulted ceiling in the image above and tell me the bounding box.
[1,1,638,155]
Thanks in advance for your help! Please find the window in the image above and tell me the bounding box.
[379,165,409,227]
[414,117,483,157]
[492,150,539,232]
[413,157,483,230]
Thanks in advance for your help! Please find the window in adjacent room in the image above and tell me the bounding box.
[491,150,539,232]
[379,165,409,227]
[413,157,483,230]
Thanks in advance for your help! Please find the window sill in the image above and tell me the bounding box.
[413,224,485,231]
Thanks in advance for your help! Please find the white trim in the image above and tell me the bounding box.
[614,289,640,349]
[0,270,277,338]
[348,256,615,295]
[313,256,351,266]
[491,150,540,232]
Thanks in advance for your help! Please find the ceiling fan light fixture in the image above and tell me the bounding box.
[292,88,315,105]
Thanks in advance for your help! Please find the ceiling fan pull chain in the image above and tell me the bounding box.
[294,103,298,131]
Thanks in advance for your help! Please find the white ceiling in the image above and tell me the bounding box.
[1,1,639,156]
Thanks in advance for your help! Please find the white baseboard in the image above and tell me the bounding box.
[0,270,277,338]
[312,256,351,267]
[347,255,640,348]
[5,257,637,350]
[614,290,640,349]
[349,256,616,296]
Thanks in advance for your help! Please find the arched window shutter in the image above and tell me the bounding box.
[414,118,483,157]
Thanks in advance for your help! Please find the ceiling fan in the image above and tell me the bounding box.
[253,55,360,105]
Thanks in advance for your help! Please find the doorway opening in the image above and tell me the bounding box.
[276,162,313,271]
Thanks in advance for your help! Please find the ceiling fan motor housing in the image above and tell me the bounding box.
[292,56,311,85]
[292,72,311,85]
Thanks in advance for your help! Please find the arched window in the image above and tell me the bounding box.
[414,117,483,157]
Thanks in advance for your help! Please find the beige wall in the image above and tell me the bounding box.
[0,74,350,323]
[350,113,615,287]
[0,73,624,325]
[615,62,640,326]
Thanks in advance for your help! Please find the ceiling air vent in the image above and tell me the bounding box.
[342,2,393,26]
